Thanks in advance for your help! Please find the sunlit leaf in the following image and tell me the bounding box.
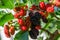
[0,13,14,26]
[0,0,14,9]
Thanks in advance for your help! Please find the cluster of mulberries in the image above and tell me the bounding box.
[29,11,48,39]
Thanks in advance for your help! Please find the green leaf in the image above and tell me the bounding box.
[39,0,44,2]
[44,18,57,33]
[14,23,20,30]
[35,0,39,5]
[44,0,49,3]
[19,3,26,6]
[27,1,32,9]
[39,0,49,2]
[29,0,35,4]
[54,34,60,40]
[30,0,39,5]
[38,37,43,40]
[14,31,28,40]
[0,14,4,19]
[0,12,5,20]
[0,13,14,26]
[23,0,27,3]
[48,25,57,33]
[55,11,60,15]
[56,20,60,29]
[44,18,54,29]
[0,0,14,9]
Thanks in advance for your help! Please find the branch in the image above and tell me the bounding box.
[41,28,59,40]
[49,30,59,40]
